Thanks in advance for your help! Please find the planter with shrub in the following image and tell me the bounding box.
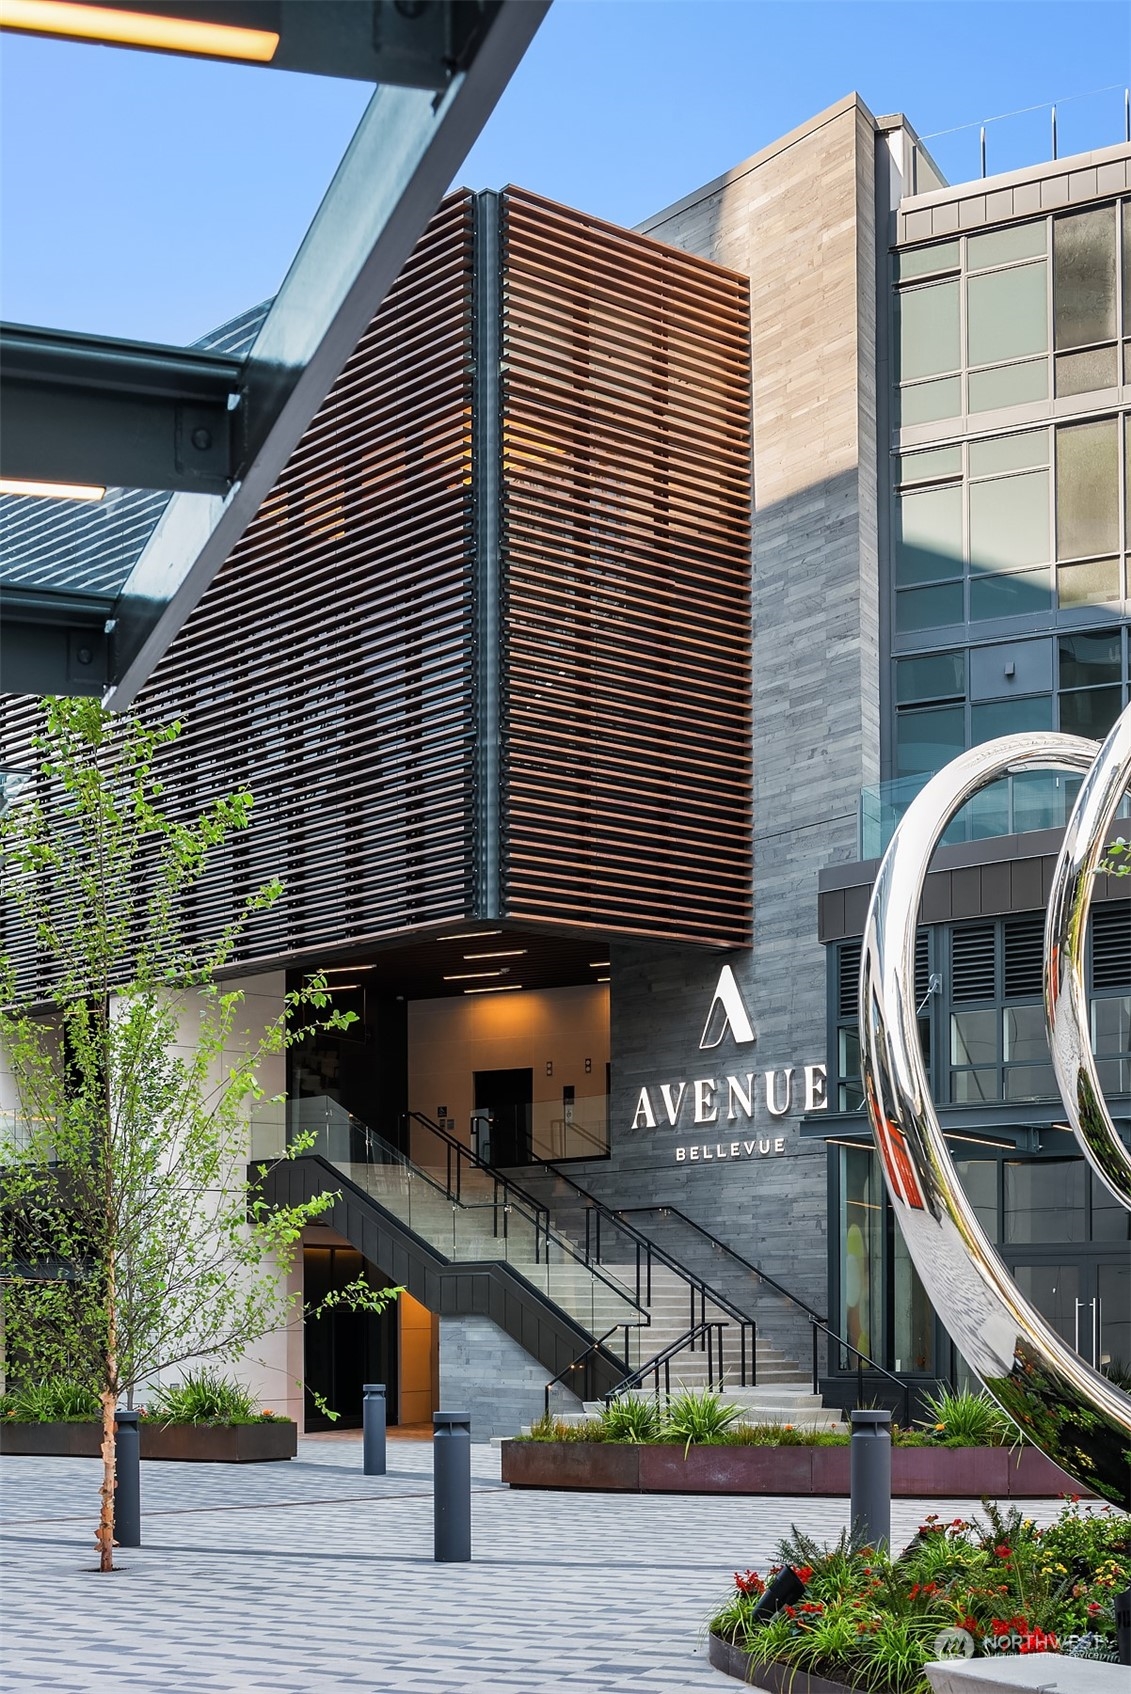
[707,1501,1128,1692]
[0,1371,297,1462]
[500,1388,1092,1498]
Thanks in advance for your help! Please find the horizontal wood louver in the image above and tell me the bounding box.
[1,186,757,991]
[145,194,478,969]
[0,194,479,993]
[498,188,753,945]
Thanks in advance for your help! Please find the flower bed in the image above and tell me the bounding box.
[500,1440,1088,1497]
[0,1418,297,1462]
[707,1502,1127,1693]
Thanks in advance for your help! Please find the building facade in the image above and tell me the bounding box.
[2,96,1128,1435]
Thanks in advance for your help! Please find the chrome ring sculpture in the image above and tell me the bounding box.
[859,703,1131,1508]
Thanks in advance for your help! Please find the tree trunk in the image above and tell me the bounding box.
[97,1388,116,1571]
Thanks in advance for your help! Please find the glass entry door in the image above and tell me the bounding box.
[1010,1258,1129,1372]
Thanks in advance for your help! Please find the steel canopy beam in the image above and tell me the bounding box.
[0,325,241,495]
[4,2,504,90]
[0,0,549,706]
[105,0,549,709]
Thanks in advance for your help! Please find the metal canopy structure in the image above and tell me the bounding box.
[0,0,549,705]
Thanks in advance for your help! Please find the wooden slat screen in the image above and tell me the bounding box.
[1,186,754,992]
[0,194,478,989]
[498,187,753,945]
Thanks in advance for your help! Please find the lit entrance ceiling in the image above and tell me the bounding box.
[0,0,548,704]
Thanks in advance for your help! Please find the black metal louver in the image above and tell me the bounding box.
[915,930,930,1004]
[1004,914,1045,999]
[951,921,996,1002]
[1091,902,1131,992]
[838,939,863,1018]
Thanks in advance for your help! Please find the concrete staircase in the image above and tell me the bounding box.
[319,1111,841,1430]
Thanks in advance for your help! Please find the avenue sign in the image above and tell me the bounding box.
[628,965,828,1162]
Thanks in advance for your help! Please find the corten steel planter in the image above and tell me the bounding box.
[501,1439,640,1491]
[0,1421,297,1462]
[639,1443,815,1494]
[708,1633,864,1692]
[500,1441,1089,1497]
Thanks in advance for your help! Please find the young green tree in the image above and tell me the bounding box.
[0,698,396,1570]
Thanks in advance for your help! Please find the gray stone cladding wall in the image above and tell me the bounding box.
[438,1315,581,1441]
[523,96,886,1383]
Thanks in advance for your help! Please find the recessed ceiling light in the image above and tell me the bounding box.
[0,0,280,61]
[443,970,508,981]
[464,983,524,995]
[596,975,610,982]
[436,929,503,942]
[588,960,610,968]
[463,949,527,960]
[0,476,105,502]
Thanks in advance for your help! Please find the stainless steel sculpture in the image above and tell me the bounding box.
[859,706,1131,1508]
[1045,707,1131,1209]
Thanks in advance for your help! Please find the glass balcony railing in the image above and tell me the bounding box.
[859,769,1131,860]
[282,1096,645,1343]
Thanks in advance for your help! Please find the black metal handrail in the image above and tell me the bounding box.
[404,1110,551,1256]
[401,1111,650,1320]
[612,1320,733,1401]
[616,1203,827,1324]
[544,1325,629,1415]
[619,1204,910,1424]
[818,1325,911,1428]
[526,1166,761,1359]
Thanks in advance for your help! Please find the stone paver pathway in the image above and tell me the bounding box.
[0,1439,1072,1693]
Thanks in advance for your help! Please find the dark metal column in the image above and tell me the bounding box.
[849,1408,891,1550]
[363,1383,387,1477]
[472,190,502,920]
[113,1409,141,1548]
[433,1411,472,1561]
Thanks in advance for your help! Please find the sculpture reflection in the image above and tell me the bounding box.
[859,711,1131,1509]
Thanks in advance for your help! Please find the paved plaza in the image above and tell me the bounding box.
[0,1438,1073,1694]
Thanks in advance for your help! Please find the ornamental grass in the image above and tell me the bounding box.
[709,1500,1129,1692]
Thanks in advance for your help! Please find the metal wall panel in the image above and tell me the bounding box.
[498,188,753,946]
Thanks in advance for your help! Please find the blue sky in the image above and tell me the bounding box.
[1,1,1128,344]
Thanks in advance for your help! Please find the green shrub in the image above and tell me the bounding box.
[148,1369,258,1425]
[919,1385,1012,1446]
[524,1411,603,1442]
[599,1392,662,1443]
[711,1499,1130,1692]
[3,1377,102,1422]
[661,1386,744,1454]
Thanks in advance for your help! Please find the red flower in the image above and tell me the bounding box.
[734,1570,765,1597]
[995,1544,1012,1559]
[784,1604,797,1618]
[793,1565,814,1585]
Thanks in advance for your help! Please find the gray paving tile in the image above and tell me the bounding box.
[0,1438,1092,1694]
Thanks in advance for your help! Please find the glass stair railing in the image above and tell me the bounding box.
[286,1096,647,1348]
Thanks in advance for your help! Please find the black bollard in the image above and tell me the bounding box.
[1115,1583,1130,1666]
[433,1411,471,1562]
[363,1383,387,1477]
[849,1408,891,1552]
[114,1409,141,1548]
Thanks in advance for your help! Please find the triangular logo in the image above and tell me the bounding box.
[698,964,755,1050]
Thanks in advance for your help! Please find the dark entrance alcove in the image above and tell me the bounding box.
[302,1245,397,1431]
